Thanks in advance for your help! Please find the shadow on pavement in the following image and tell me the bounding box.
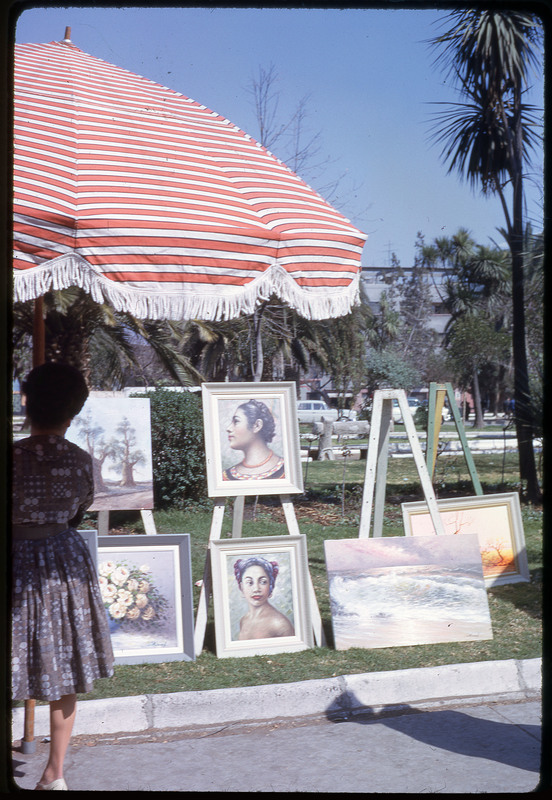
[325,692,541,774]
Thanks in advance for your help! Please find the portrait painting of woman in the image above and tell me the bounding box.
[210,535,313,658]
[232,555,294,640]
[223,399,285,482]
[201,382,303,498]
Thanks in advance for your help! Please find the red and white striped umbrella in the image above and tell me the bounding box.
[13,36,367,321]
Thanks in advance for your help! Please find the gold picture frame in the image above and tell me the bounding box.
[401,492,529,587]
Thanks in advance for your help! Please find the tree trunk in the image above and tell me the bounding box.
[253,305,266,382]
[318,420,335,460]
[472,370,485,428]
[510,90,541,503]
[93,456,108,492]
[511,242,540,502]
[120,461,136,487]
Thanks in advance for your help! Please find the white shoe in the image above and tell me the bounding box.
[36,778,68,790]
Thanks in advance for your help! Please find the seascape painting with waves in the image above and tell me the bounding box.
[324,534,493,651]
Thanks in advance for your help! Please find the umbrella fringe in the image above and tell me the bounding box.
[13,256,360,321]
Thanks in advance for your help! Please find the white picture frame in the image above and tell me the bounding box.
[401,492,530,587]
[201,382,303,497]
[210,535,314,658]
[78,528,98,571]
[97,534,195,664]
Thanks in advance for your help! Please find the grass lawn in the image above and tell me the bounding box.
[71,449,543,703]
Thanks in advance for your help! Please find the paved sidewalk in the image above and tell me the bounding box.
[10,699,543,792]
[9,657,545,792]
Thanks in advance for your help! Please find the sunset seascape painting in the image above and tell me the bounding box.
[401,493,529,587]
[324,535,493,651]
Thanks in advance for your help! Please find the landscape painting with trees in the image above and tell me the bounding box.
[66,394,154,511]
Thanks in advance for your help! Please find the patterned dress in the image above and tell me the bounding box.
[11,435,114,701]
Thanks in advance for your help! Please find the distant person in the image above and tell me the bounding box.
[223,399,285,481]
[12,363,114,791]
[233,556,294,639]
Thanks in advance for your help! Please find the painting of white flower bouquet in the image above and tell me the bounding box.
[99,560,169,630]
[97,535,195,664]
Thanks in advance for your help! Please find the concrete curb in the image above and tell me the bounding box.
[12,658,541,740]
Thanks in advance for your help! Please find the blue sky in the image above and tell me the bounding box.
[13,4,544,269]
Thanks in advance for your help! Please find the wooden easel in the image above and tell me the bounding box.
[358,389,446,538]
[194,494,326,655]
[97,508,158,535]
[427,382,483,495]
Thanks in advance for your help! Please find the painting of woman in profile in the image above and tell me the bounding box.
[201,382,303,498]
[222,399,285,481]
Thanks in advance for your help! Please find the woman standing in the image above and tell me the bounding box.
[12,363,114,790]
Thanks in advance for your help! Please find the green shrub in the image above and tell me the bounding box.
[136,390,207,509]
[414,405,428,429]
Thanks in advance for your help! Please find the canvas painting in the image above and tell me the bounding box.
[401,493,529,587]
[97,535,195,664]
[66,392,154,511]
[202,382,303,497]
[210,535,313,658]
[324,535,493,651]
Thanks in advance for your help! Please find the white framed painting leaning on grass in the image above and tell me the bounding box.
[210,535,314,658]
[97,534,195,664]
[201,381,303,497]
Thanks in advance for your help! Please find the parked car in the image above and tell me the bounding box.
[297,400,357,424]
[391,397,421,423]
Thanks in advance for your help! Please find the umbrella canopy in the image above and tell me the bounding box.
[13,38,367,322]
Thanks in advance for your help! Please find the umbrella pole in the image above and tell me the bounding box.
[33,297,45,367]
[21,298,45,754]
[21,701,36,754]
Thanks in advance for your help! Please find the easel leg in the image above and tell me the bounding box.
[359,392,383,538]
[281,496,326,647]
[141,509,157,534]
[231,496,245,538]
[97,510,109,536]
[445,383,483,495]
[372,400,393,538]
[427,383,444,478]
[398,391,446,536]
[194,499,226,655]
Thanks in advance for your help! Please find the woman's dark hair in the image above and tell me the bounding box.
[22,363,89,428]
[238,399,276,443]
[234,557,279,595]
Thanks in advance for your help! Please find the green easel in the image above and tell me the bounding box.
[427,382,483,495]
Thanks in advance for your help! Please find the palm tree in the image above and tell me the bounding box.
[13,289,204,388]
[429,9,543,502]
[180,300,311,383]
